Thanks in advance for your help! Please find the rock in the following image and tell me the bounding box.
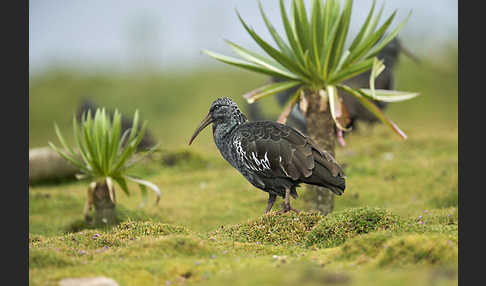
[29,147,80,184]
[58,276,119,286]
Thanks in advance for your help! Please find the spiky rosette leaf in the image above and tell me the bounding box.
[204,0,419,139]
[49,107,160,206]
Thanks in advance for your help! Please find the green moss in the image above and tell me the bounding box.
[31,221,189,251]
[29,249,74,268]
[112,220,189,238]
[325,231,457,268]
[201,263,352,286]
[196,261,457,286]
[115,235,215,258]
[334,232,394,261]
[304,207,404,248]
[375,234,458,267]
[211,211,323,245]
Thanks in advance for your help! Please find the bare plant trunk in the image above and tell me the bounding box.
[84,181,117,225]
[301,90,336,215]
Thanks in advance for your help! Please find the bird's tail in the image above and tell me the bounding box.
[325,182,345,196]
[303,159,346,196]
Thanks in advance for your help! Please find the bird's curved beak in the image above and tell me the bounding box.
[189,112,213,145]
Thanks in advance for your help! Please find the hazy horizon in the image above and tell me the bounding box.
[29,0,458,75]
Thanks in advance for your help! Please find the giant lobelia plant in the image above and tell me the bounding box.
[203,0,419,214]
[49,108,160,225]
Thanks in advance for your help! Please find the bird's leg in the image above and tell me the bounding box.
[279,188,299,214]
[265,193,277,214]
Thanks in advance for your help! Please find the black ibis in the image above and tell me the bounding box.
[76,99,157,151]
[189,97,346,214]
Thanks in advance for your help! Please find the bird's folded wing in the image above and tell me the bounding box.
[238,122,344,181]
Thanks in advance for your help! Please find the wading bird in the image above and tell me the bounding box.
[189,97,346,214]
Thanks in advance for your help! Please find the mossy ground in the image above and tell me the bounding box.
[29,52,458,285]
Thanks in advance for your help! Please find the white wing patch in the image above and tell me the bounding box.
[251,152,271,170]
[233,136,271,172]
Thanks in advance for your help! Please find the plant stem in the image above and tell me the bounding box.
[89,180,117,225]
[301,89,336,215]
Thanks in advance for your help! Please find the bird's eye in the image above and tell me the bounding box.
[212,104,226,112]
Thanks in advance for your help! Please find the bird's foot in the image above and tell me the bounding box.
[277,206,300,214]
[277,189,300,214]
[289,207,300,213]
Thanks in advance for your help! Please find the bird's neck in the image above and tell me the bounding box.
[212,113,247,153]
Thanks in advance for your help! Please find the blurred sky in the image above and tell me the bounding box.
[29,0,457,75]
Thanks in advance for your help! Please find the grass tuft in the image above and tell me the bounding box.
[112,220,190,239]
[304,207,404,248]
[30,220,189,251]
[211,211,323,245]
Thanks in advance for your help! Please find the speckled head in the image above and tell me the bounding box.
[209,97,246,124]
[210,97,236,110]
[189,97,246,145]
